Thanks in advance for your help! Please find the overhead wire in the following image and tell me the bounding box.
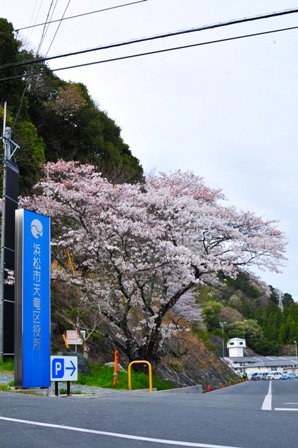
[11,0,68,131]
[4,0,148,132]
[25,0,40,42]
[45,0,71,56]
[11,0,52,132]
[2,23,298,83]
[2,0,148,34]
[36,0,55,55]
[1,7,298,72]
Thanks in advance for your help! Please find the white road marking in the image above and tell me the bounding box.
[0,416,242,448]
[275,408,298,412]
[261,380,272,411]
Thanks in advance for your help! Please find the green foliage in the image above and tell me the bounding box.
[0,18,144,192]
[283,293,294,307]
[13,120,46,195]
[0,19,26,113]
[202,302,222,331]
[59,388,82,395]
[220,272,261,298]
[226,319,263,348]
[192,324,214,349]
[257,299,298,347]
[27,77,143,182]
[0,358,14,372]
[78,363,173,391]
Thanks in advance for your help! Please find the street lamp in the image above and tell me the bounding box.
[220,321,226,360]
[294,340,297,360]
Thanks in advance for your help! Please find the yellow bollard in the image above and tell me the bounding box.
[128,361,153,392]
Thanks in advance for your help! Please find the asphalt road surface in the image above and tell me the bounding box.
[0,380,297,448]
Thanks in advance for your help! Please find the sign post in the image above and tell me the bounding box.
[14,209,51,388]
[50,356,78,396]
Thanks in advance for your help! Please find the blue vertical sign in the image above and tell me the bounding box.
[21,210,51,388]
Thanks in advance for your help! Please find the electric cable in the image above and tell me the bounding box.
[36,0,55,55]
[45,0,71,56]
[4,0,149,34]
[1,23,298,83]
[26,0,40,42]
[1,7,298,72]
[3,0,147,133]
[12,0,62,131]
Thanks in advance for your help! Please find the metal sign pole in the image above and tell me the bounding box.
[0,102,20,360]
[0,103,9,359]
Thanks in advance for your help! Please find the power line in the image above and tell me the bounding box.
[2,23,298,83]
[13,0,148,33]
[45,0,71,56]
[36,0,55,55]
[1,7,298,72]
[12,0,71,132]
[11,0,56,132]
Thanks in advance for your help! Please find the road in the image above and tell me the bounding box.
[0,380,297,448]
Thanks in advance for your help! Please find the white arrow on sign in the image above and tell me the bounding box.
[50,356,78,381]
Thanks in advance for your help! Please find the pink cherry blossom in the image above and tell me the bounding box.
[21,161,286,363]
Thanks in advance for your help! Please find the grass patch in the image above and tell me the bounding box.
[59,388,82,395]
[0,358,14,372]
[78,363,173,391]
[0,358,173,392]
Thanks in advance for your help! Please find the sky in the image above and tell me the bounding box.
[1,0,298,300]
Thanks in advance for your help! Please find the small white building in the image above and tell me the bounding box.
[224,338,298,377]
[227,338,246,357]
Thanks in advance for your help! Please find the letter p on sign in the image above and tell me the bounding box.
[52,358,64,379]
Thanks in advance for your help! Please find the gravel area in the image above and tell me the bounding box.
[0,371,126,396]
[0,372,14,384]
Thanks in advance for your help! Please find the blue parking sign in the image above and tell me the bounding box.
[50,356,78,381]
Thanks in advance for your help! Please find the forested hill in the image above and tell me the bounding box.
[0,18,143,195]
[194,272,298,357]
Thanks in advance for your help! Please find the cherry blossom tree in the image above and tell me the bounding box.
[21,161,286,364]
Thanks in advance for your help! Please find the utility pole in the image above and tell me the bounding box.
[220,321,226,360]
[0,103,20,360]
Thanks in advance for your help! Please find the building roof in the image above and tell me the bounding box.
[225,356,298,368]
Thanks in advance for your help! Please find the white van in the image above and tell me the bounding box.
[267,371,283,380]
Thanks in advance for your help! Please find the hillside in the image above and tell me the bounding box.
[0,17,144,195]
[50,271,297,390]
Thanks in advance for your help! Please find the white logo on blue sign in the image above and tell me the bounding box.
[31,219,43,239]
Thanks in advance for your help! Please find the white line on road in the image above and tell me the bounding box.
[275,408,298,411]
[262,380,272,411]
[0,416,242,448]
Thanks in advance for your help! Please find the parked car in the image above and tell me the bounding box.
[255,372,268,381]
[267,371,283,380]
[261,372,269,380]
[249,372,259,381]
[255,373,263,381]
[285,373,296,380]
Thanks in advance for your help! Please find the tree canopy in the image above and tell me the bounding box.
[21,161,286,363]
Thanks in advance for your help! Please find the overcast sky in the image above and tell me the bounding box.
[2,0,298,299]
